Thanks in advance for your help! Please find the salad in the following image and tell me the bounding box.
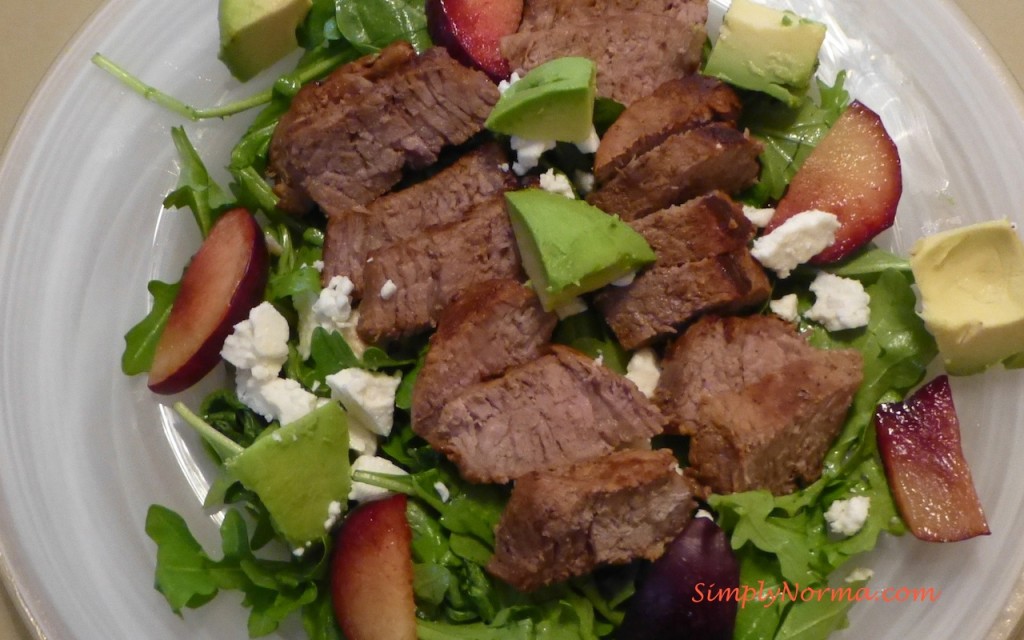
[94,0,1021,638]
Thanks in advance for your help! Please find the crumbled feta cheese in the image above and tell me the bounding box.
[380,279,398,300]
[434,481,451,503]
[555,297,588,320]
[311,259,325,272]
[695,509,715,521]
[221,302,290,380]
[611,272,636,287]
[750,210,839,278]
[326,368,402,437]
[347,419,378,456]
[539,168,576,199]
[825,496,871,536]
[497,72,521,94]
[323,500,343,531]
[236,371,321,425]
[845,567,874,583]
[510,136,556,175]
[574,170,596,196]
[805,272,871,331]
[296,276,361,359]
[742,205,776,228]
[625,348,661,398]
[574,126,600,154]
[292,542,310,557]
[593,352,605,367]
[349,455,409,502]
[769,293,800,323]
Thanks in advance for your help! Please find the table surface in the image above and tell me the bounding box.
[2,0,1024,638]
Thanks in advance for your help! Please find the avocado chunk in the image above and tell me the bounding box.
[486,57,597,143]
[506,189,656,311]
[910,220,1024,375]
[218,0,312,81]
[226,402,350,546]
[704,0,826,107]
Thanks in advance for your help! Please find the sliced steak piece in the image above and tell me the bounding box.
[500,15,705,105]
[588,124,762,221]
[488,449,696,591]
[356,198,522,344]
[596,251,770,349]
[412,279,557,437]
[322,143,516,294]
[519,0,708,31]
[654,315,863,495]
[594,76,742,183]
[268,43,499,215]
[631,192,754,265]
[432,345,665,483]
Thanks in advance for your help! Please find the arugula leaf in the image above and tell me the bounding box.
[334,0,432,54]
[741,73,850,206]
[552,310,628,374]
[121,278,180,375]
[162,127,235,237]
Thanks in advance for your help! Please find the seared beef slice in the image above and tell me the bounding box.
[588,123,762,221]
[268,42,498,215]
[357,198,522,344]
[594,76,742,183]
[433,346,665,483]
[501,13,704,105]
[322,143,516,293]
[518,0,708,31]
[488,449,696,591]
[655,315,863,495]
[412,279,557,436]
[596,193,769,349]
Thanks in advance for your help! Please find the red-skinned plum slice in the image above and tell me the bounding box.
[875,375,990,542]
[766,100,902,264]
[426,0,523,81]
[618,516,739,640]
[148,208,268,394]
[331,494,417,640]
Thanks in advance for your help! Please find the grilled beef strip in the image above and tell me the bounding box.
[594,76,742,183]
[488,449,697,592]
[356,197,523,345]
[654,315,863,495]
[412,279,557,437]
[431,345,665,484]
[518,0,708,31]
[587,123,763,221]
[268,42,499,216]
[322,143,516,295]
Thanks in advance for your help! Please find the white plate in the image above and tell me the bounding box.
[2,0,1024,638]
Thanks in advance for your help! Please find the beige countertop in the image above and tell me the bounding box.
[2,0,1023,638]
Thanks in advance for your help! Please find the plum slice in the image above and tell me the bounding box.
[766,100,902,264]
[875,375,990,542]
[331,494,417,640]
[426,0,523,81]
[148,208,268,394]
[618,516,739,640]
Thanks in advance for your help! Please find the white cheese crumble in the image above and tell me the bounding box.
[497,72,521,94]
[235,371,322,426]
[750,210,840,278]
[539,168,576,199]
[554,297,588,320]
[695,509,715,521]
[221,302,290,381]
[323,500,343,531]
[326,368,402,437]
[310,259,324,272]
[825,496,871,536]
[574,126,600,154]
[845,567,875,583]
[296,276,364,359]
[742,205,776,228]
[434,481,451,503]
[347,419,378,456]
[574,170,596,196]
[625,348,661,398]
[380,279,398,300]
[510,136,556,175]
[805,272,871,331]
[349,455,409,502]
[611,272,636,287]
[769,293,800,323]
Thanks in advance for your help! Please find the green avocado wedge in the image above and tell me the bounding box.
[506,189,656,311]
[485,57,597,143]
[226,402,350,546]
[218,0,312,81]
